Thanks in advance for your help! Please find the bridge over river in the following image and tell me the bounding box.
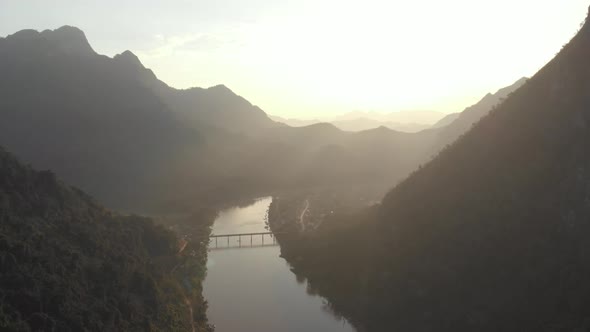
[209,231,289,249]
[203,196,355,331]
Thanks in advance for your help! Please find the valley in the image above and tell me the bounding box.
[1,3,589,331]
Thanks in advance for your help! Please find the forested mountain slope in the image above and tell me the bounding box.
[273,7,590,332]
[0,26,282,211]
[0,27,200,210]
[427,76,528,153]
[374,13,590,330]
[0,146,210,331]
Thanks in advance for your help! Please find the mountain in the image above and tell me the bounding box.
[271,110,444,132]
[272,7,590,332]
[249,122,430,197]
[333,109,445,124]
[433,77,528,139]
[273,87,529,134]
[152,81,279,134]
[431,112,460,128]
[0,26,518,216]
[0,26,283,211]
[417,77,529,162]
[328,110,443,132]
[269,115,320,127]
[271,115,430,132]
[0,26,432,212]
[0,26,96,56]
[330,118,430,132]
[0,26,201,210]
[0,146,210,331]
[112,47,279,134]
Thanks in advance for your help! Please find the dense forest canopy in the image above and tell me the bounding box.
[0,146,210,331]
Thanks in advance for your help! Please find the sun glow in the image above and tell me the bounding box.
[2,0,587,117]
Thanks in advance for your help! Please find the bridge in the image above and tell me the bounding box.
[209,231,289,250]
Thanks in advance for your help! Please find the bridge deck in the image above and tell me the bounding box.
[209,231,287,238]
[208,231,289,249]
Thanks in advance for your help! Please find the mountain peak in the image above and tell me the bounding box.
[112,50,160,83]
[208,84,233,94]
[6,29,39,40]
[50,25,85,37]
[114,50,144,68]
[4,26,95,55]
[514,77,529,85]
[41,26,94,55]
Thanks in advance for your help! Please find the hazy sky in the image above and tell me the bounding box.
[1,0,588,118]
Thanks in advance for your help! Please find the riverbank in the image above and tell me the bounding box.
[155,193,367,332]
[153,196,276,331]
[204,197,355,332]
[156,209,218,332]
[268,194,380,332]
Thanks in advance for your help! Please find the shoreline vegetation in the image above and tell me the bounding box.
[0,142,286,331]
[268,194,378,331]
[0,146,215,331]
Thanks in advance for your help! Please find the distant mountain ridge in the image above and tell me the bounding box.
[333,109,444,124]
[421,77,529,158]
[272,82,527,133]
[433,77,528,131]
[271,110,444,133]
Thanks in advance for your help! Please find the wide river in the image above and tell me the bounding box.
[203,197,355,332]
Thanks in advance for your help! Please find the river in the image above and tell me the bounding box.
[203,197,355,332]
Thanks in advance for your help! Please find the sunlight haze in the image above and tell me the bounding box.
[1,0,587,117]
[4,2,590,331]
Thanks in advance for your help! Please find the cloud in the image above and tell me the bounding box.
[136,31,242,60]
[178,34,229,51]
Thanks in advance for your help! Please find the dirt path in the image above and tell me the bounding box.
[173,238,196,332]
[183,294,196,332]
[184,296,197,332]
[298,199,310,232]
[177,238,188,255]
[170,239,189,274]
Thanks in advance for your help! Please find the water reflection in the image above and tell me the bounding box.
[203,197,355,332]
